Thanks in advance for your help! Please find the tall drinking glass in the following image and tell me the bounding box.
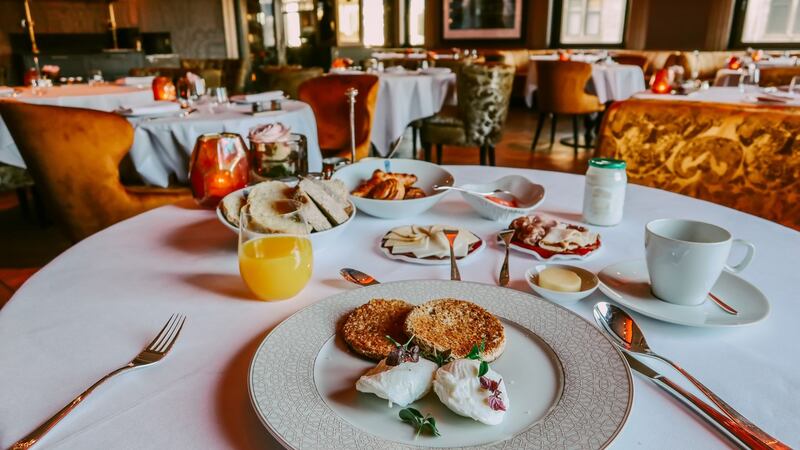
[238,203,313,301]
[738,74,758,94]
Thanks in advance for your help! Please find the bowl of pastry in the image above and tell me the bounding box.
[216,178,355,250]
[458,175,546,222]
[332,158,454,219]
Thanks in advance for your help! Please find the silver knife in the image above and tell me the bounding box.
[623,352,771,450]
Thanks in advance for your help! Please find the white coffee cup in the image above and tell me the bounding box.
[645,219,755,306]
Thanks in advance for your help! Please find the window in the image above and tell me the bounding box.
[740,0,800,43]
[558,0,627,45]
[334,1,423,47]
[362,0,385,46]
[401,0,426,46]
[283,0,315,48]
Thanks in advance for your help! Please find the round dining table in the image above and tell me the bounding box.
[0,84,153,168]
[1,166,797,449]
[370,71,455,156]
[525,56,646,108]
[128,100,323,187]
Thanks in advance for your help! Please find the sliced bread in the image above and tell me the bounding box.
[220,191,245,227]
[246,181,308,234]
[293,189,332,232]
[299,178,350,225]
[404,298,506,362]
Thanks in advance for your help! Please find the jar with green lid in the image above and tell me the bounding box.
[582,158,627,226]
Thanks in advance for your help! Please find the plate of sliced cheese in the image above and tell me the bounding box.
[216,178,355,250]
[380,225,484,265]
[498,215,602,261]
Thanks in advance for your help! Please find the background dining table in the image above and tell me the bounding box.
[525,55,646,108]
[634,86,800,106]
[128,100,323,187]
[1,166,798,449]
[0,84,153,168]
[370,70,455,156]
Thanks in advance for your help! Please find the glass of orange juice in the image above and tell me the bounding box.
[238,201,313,301]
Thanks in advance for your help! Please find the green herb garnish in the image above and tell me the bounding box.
[430,348,454,367]
[466,337,489,378]
[399,408,441,438]
[385,335,419,366]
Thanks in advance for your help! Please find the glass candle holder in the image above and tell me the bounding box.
[188,133,250,207]
[152,76,177,101]
[651,69,671,94]
[249,133,308,182]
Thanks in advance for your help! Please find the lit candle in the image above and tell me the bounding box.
[651,69,671,94]
[206,170,234,198]
[728,56,742,70]
[558,51,570,62]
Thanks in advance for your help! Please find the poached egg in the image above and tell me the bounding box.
[433,359,510,425]
[355,358,438,407]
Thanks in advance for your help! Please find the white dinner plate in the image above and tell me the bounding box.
[598,259,770,327]
[248,280,632,449]
[496,234,602,261]
[379,231,485,265]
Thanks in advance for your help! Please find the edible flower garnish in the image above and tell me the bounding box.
[481,377,506,411]
[399,407,441,438]
[466,337,489,377]
[480,376,507,411]
[385,335,419,366]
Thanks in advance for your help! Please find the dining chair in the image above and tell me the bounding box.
[257,65,324,99]
[612,53,649,73]
[0,101,191,242]
[529,60,604,155]
[419,63,515,166]
[758,67,800,87]
[297,74,380,161]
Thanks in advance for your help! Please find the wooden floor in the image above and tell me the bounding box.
[0,106,593,304]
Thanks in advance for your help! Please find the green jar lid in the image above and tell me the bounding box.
[589,158,626,169]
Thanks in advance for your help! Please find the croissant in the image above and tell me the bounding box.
[369,178,406,200]
[403,187,426,199]
[351,170,385,197]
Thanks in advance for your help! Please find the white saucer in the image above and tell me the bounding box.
[597,260,769,327]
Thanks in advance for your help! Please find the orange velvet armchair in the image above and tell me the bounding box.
[297,74,379,161]
[0,101,191,242]
[597,98,800,231]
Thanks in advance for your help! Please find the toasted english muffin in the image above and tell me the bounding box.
[405,298,505,362]
[246,181,308,234]
[342,299,414,361]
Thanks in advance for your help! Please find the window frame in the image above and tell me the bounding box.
[549,0,630,49]
[730,0,800,48]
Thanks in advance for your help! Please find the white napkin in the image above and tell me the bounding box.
[230,91,284,103]
[420,67,452,76]
[116,76,155,86]
[0,86,14,96]
[116,101,181,116]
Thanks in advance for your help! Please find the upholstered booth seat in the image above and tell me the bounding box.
[0,101,191,241]
[256,65,324,99]
[597,99,800,230]
[759,67,800,87]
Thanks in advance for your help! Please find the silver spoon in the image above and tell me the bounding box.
[593,302,788,449]
[340,268,380,286]
[433,185,519,203]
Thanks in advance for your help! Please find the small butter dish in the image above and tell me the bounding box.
[525,264,598,304]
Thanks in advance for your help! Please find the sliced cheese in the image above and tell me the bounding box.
[384,225,479,259]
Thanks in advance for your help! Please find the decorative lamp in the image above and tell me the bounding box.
[188,133,249,208]
[728,56,742,70]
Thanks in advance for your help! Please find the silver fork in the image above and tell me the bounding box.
[11,314,186,450]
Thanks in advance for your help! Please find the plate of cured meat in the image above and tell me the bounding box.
[497,215,602,261]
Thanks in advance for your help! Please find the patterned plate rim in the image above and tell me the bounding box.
[247,280,633,450]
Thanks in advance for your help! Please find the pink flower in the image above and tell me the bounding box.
[249,123,292,144]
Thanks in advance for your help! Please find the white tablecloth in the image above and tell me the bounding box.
[525,58,645,108]
[1,166,797,449]
[0,84,153,167]
[371,72,455,155]
[129,101,322,187]
[634,86,800,106]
